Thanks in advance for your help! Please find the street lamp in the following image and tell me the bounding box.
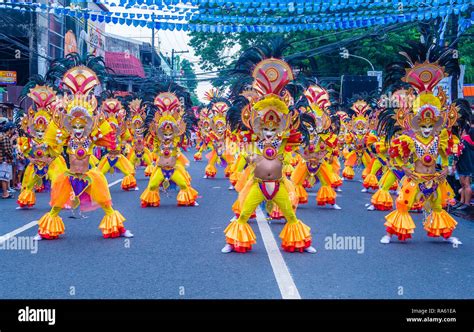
[339,48,375,71]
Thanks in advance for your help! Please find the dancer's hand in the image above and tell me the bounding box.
[402,166,414,179]
[437,167,448,183]
[246,153,256,164]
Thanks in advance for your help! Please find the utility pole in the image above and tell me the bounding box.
[171,49,189,78]
[82,0,88,58]
[450,13,459,101]
[151,13,155,70]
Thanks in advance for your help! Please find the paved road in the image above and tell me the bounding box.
[0,152,473,299]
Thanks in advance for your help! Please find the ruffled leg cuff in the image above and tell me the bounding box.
[389,181,398,191]
[361,168,369,180]
[140,188,160,207]
[99,210,126,238]
[205,164,217,177]
[144,165,155,177]
[424,210,458,238]
[229,171,240,186]
[35,185,44,193]
[316,185,336,206]
[363,174,379,190]
[411,201,423,212]
[193,153,202,161]
[384,210,415,241]
[342,166,354,180]
[279,220,312,252]
[121,174,137,190]
[224,220,257,253]
[17,189,36,208]
[283,164,294,177]
[371,189,393,211]
[295,185,308,204]
[177,187,198,206]
[38,213,65,239]
[231,199,241,216]
[224,164,232,178]
[269,205,285,220]
[331,175,343,188]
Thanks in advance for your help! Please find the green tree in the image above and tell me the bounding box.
[458,26,474,83]
[179,59,200,105]
[188,11,473,87]
[189,25,421,88]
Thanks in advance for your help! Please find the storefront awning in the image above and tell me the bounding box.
[463,85,474,97]
[105,51,145,78]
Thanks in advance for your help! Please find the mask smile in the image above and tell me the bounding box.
[420,124,433,138]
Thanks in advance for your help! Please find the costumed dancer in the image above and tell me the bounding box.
[16,82,67,209]
[97,97,137,191]
[193,106,212,161]
[360,109,383,193]
[291,84,341,209]
[367,88,414,211]
[202,89,234,179]
[227,92,260,192]
[341,100,377,187]
[222,49,316,254]
[140,91,199,207]
[380,38,467,245]
[125,98,155,177]
[35,57,133,240]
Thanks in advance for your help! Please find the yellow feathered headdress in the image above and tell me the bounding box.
[241,58,297,135]
[152,92,186,139]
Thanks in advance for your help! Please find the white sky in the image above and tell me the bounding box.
[102,4,213,102]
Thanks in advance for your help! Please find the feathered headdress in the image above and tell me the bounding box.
[46,53,110,90]
[52,64,102,139]
[240,58,298,136]
[386,34,460,133]
[127,98,146,136]
[302,85,332,134]
[349,99,372,134]
[150,92,186,141]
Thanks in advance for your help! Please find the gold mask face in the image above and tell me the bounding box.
[71,117,87,139]
[160,121,176,142]
[33,116,48,138]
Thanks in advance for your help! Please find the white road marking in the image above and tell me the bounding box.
[0,178,123,240]
[108,178,123,187]
[255,206,302,300]
[0,220,39,245]
[307,192,342,197]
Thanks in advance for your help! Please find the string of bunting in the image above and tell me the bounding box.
[1,0,472,33]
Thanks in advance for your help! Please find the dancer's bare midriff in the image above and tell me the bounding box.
[403,161,447,184]
[158,156,176,168]
[252,155,283,180]
[69,155,90,174]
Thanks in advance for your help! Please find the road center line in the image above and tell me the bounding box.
[0,177,123,241]
[255,206,302,300]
